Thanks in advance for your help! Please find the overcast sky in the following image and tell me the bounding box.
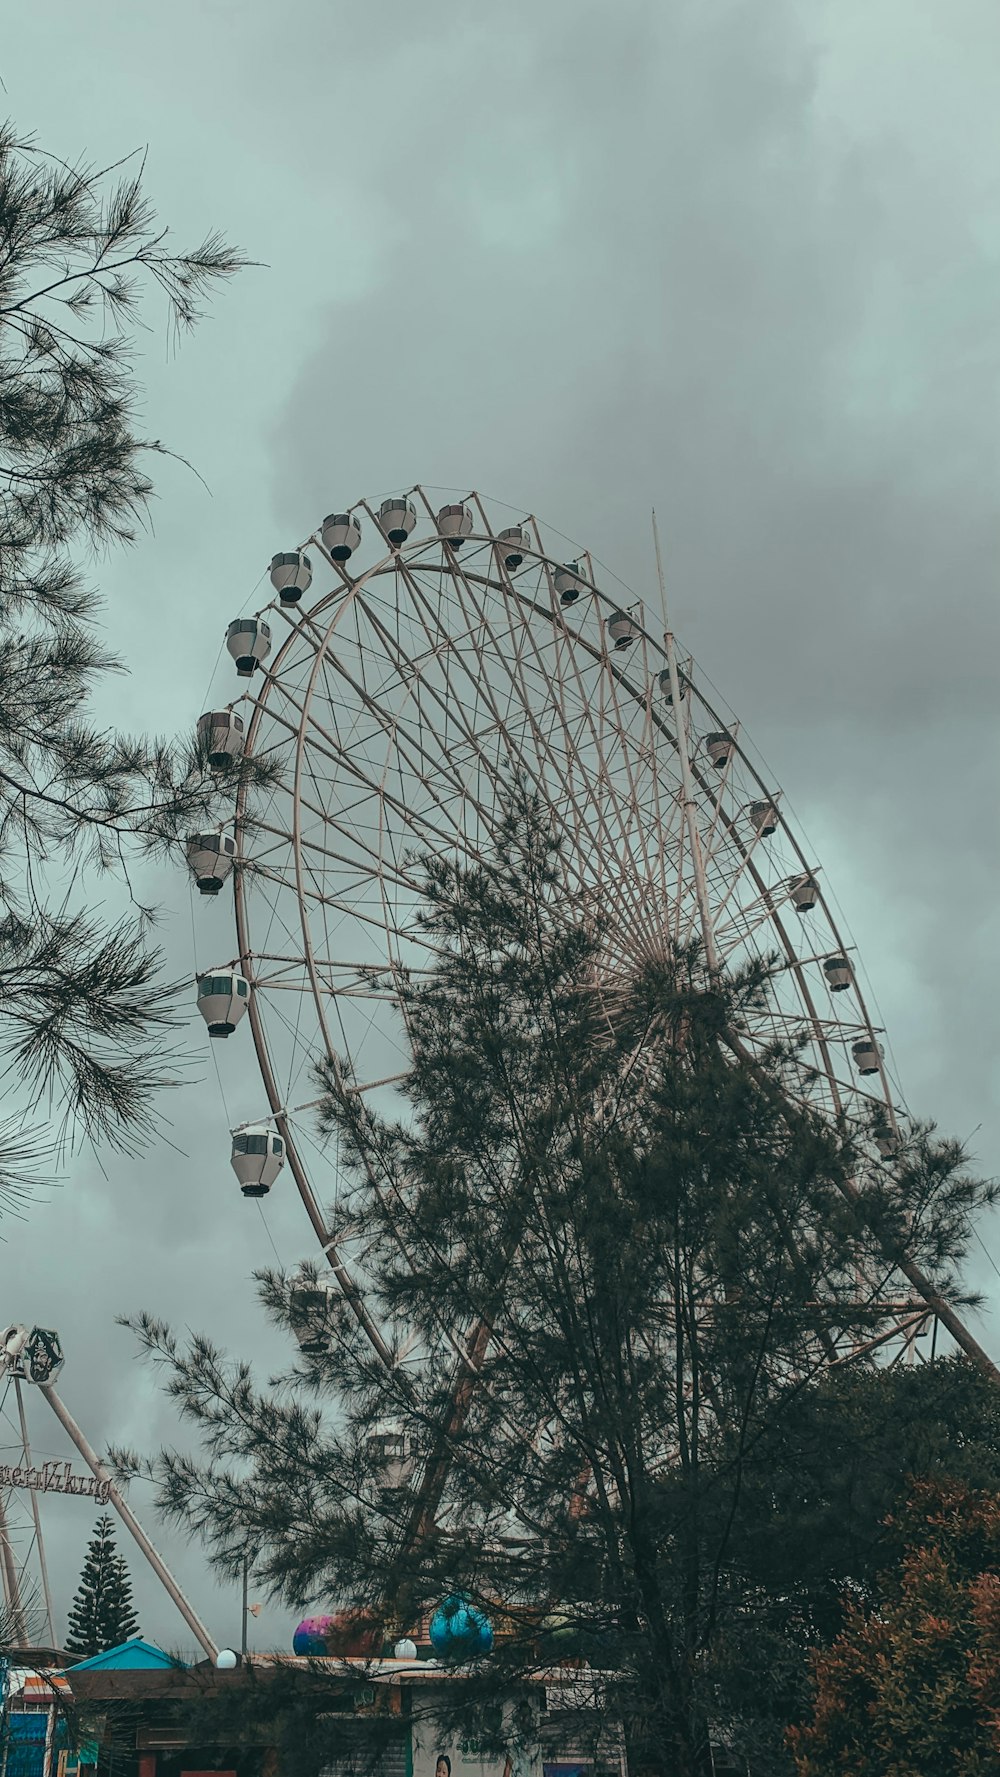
[2,0,999,1657]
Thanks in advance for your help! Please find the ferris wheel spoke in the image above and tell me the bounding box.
[686,737,742,882]
[253,811,415,896]
[352,588,506,818]
[385,559,554,807]
[304,634,508,872]
[375,560,658,957]
[292,713,489,878]
[438,555,670,956]
[636,682,677,923]
[289,876,437,958]
[712,893,804,960]
[525,607,671,952]
[248,959,399,1002]
[595,624,666,897]
[584,656,701,950]
[295,743,409,950]
[442,562,634,888]
[675,761,752,952]
[243,867,321,977]
[289,879,415,980]
[248,977,328,1097]
[699,824,781,936]
[529,583,672,954]
[735,1001,882,1044]
[651,737,853,1109]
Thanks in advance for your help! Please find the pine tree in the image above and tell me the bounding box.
[65,1515,140,1658]
[122,796,998,1777]
[0,122,262,1199]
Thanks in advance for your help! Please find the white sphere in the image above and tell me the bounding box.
[215,1649,239,1670]
[554,563,583,605]
[394,1638,417,1660]
[606,611,637,650]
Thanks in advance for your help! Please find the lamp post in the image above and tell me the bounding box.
[241,1548,249,1656]
[240,1547,263,1655]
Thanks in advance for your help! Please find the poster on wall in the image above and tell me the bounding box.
[411,1698,541,1777]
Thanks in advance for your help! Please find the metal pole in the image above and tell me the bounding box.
[652,510,719,974]
[240,1549,249,1656]
[0,1493,28,1647]
[13,1381,54,1646]
[0,1653,11,1777]
[37,1384,219,1660]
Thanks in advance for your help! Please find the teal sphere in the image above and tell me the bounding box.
[429,1593,494,1659]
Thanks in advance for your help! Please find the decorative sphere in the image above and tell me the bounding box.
[293,1615,336,1656]
[215,1649,239,1670]
[292,1609,382,1657]
[541,1611,577,1648]
[429,1594,494,1660]
[394,1637,418,1660]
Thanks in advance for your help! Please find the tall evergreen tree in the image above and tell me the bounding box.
[0,122,259,1198]
[122,797,997,1777]
[65,1514,140,1658]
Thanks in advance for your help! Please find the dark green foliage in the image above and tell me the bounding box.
[65,1514,140,1658]
[702,1358,1000,1768]
[740,1355,1000,1632]
[789,1481,1000,1774]
[121,798,997,1777]
[0,122,264,1180]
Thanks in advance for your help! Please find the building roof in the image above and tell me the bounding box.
[68,1637,187,1673]
[8,1671,71,1702]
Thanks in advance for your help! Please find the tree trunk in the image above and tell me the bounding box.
[622,1693,715,1777]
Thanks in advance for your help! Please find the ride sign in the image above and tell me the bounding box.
[0,1458,112,1503]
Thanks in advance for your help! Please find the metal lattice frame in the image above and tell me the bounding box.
[210,486,991,1391]
[0,1359,217,1657]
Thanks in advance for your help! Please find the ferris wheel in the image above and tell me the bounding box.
[188,486,992,1382]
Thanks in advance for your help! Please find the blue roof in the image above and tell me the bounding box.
[69,1638,187,1672]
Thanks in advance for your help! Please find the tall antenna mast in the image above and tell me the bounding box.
[652,509,719,974]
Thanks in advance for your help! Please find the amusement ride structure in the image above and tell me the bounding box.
[0,1323,218,1658]
[189,483,998,1419]
[3,485,995,1660]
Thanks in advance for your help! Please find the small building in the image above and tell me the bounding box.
[6,1640,625,1777]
